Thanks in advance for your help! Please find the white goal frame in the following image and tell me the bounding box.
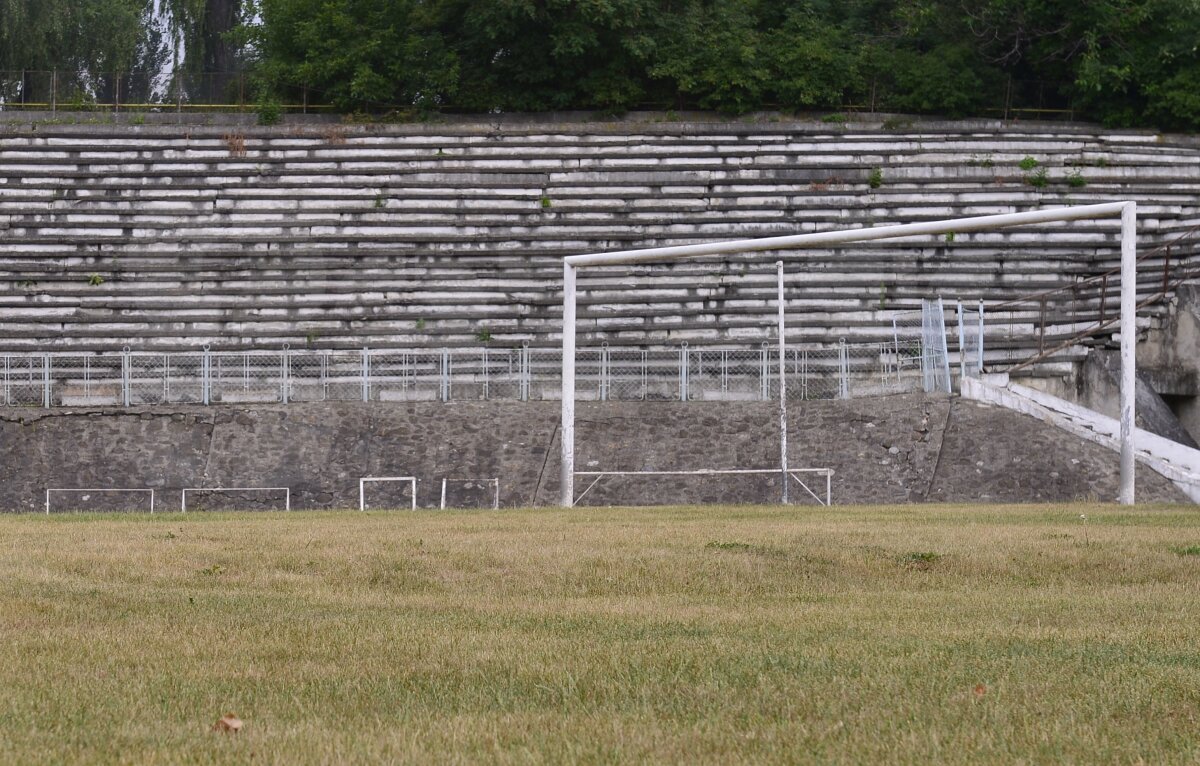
[359,476,418,511]
[440,477,500,509]
[560,202,1139,506]
[181,486,291,512]
[572,468,834,507]
[45,488,155,514]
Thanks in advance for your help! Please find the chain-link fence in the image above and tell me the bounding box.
[0,331,967,410]
[891,298,953,394]
[956,301,985,379]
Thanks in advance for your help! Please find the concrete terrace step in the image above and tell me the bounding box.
[0,118,1196,359]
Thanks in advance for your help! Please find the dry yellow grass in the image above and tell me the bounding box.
[1,504,1199,764]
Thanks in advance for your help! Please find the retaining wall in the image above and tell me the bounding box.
[0,393,1186,513]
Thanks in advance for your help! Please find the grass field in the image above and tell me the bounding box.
[2,504,1199,764]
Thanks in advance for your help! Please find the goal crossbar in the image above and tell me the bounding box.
[560,202,1138,506]
[572,468,834,507]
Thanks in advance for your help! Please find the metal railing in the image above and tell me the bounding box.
[0,338,956,410]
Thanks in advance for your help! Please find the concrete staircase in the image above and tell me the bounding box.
[962,373,1200,502]
[0,117,1197,361]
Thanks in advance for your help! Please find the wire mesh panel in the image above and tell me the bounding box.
[688,346,771,401]
[1,355,49,407]
[369,350,443,401]
[605,347,681,401]
[957,302,985,379]
[50,355,124,406]
[891,301,951,395]
[449,348,524,401]
[210,353,284,404]
[287,350,364,402]
[783,346,844,401]
[526,349,563,400]
[164,353,206,404]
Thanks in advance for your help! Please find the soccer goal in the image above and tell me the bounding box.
[45,488,155,514]
[440,478,500,510]
[560,202,1139,506]
[181,486,291,512]
[359,476,418,511]
[572,468,834,507]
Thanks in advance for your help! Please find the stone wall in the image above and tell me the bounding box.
[0,393,1186,513]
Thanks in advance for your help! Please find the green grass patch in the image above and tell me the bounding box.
[0,504,1197,763]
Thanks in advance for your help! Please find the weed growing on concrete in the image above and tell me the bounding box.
[1026,167,1049,188]
[867,168,883,189]
[374,196,385,209]
[222,133,247,158]
[882,117,913,130]
[540,195,552,209]
[1066,169,1086,188]
[87,274,104,286]
[475,328,493,343]
[945,232,956,243]
[1018,156,1039,171]
[415,318,426,331]
[821,113,847,124]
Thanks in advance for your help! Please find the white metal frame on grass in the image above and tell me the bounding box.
[45,488,155,514]
[560,202,1139,506]
[181,486,291,512]
[572,468,834,507]
[358,476,418,511]
[440,477,500,510]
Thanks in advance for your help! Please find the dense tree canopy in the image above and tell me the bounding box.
[3,0,1200,130]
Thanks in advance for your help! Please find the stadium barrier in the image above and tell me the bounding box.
[0,334,959,410]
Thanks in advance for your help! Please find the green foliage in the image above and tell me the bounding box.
[1066,169,1086,188]
[256,95,283,126]
[475,327,492,343]
[4,0,1200,131]
[1173,545,1200,556]
[1018,156,1039,171]
[87,273,105,286]
[540,195,552,209]
[867,168,883,189]
[1025,167,1049,188]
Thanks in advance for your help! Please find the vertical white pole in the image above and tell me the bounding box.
[777,261,788,505]
[359,479,365,511]
[1119,202,1137,505]
[561,263,577,507]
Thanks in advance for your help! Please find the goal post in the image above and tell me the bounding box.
[560,201,1139,507]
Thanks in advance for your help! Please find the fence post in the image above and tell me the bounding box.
[43,353,51,408]
[201,345,211,405]
[122,346,131,407]
[361,348,370,402]
[977,300,985,374]
[599,344,609,401]
[838,339,849,399]
[440,350,450,402]
[519,344,529,401]
[956,300,966,382]
[281,345,290,404]
[760,343,770,401]
[679,343,689,402]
